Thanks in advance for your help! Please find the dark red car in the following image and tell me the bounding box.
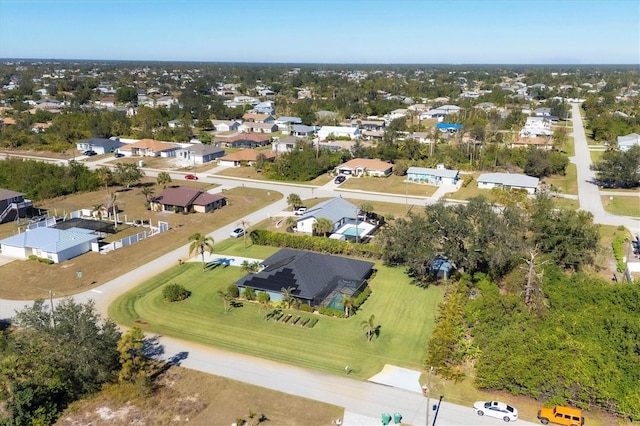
[185,174,198,180]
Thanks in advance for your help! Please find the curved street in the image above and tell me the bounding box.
[1,103,637,424]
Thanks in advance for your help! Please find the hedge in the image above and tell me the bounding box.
[249,230,383,259]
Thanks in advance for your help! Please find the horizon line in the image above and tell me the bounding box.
[1,57,639,67]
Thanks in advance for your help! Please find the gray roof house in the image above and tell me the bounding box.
[407,166,459,186]
[296,198,358,234]
[477,173,539,194]
[0,227,98,263]
[176,144,225,165]
[617,133,640,152]
[234,248,375,306]
[290,124,317,137]
[76,137,125,154]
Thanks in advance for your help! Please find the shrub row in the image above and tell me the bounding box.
[250,229,383,259]
[28,254,54,264]
[317,306,345,318]
[612,235,626,273]
[353,286,372,310]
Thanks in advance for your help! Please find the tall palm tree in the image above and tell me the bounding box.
[287,193,302,210]
[284,216,298,232]
[96,166,113,194]
[140,186,154,209]
[106,191,118,231]
[157,171,172,189]
[281,286,295,309]
[236,219,250,249]
[188,232,215,271]
[340,295,355,318]
[361,314,379,342]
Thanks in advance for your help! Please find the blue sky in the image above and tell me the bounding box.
[0,0,638,64]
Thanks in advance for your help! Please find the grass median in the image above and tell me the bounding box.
[109,257,444,379]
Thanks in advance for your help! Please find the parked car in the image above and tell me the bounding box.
[113,152,124,158]
[229,227,245,238]
[334,175,346,184]
[83,150,97,156]
[185,174,198,180]
[294,207,307,216]
[537,406,584,426]
[473,401,518,423]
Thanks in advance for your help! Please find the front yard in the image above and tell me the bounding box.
[108,257,444,380]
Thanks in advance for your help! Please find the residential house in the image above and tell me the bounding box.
[617,133,640,152]
[31,122,51,133]
[317,126,360,141]
[362,130,385,141]
[176,144,225,165]
[274,116,303,130]
[295,198,359,234]
[98,97,116,108]
[519,116,553,138]
[477,173,539,194]
[534,107,552,117]
[409,132,434,144]
[151,186,226,214]
[436,123,463,134]
[238,122,278,134]
[0,188,32,224]
[298,89,312,99]
[214,133,271,149]
[153,95,178,107]
[242,112,274,123]
[251,101,275,115]
[217,149,275,167]
[385,108,408,123]
[291,124,317,138]
[118,139,178,157]
[234,248,374,306]
[419,105,462,120]
[76,137,125,155]
[211,119,240,132]
[0,117,17,127]
[407,165,459,186]
[509,136,553,150]
[353,119,385,131]
[335,158,393,177]
[272,136,305,154]
[0,227,97,263]
[34,99,62,111]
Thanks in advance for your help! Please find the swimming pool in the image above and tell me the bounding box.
[341,226,364,236]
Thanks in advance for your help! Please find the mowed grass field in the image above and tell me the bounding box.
[109,260,444,379]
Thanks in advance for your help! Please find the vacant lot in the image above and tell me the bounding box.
[59,365,343,426]
[0,179,282,300]
[109,260,444,380]
[601,194,640,217]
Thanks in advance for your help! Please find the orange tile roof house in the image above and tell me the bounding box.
[335,158,393,177]
[218,149,275,167]
[150,186,226,214]
[118,139,178,157]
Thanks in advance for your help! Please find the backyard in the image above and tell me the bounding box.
[108,257,444,380]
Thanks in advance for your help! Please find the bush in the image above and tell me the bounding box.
[612,235,626,273]
[297,304,314,312]
[318,306,345,318]
[461,174,474,188]
[256,291,270,304]
[242,287,256,300]
[28,254,54,264]
[227,284,239,298]
[353,286,372,309]
[162,283,191,302]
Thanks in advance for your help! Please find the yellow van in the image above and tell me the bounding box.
[537,405,584,426]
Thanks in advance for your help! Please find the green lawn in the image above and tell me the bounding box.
[543,163,578,195]
[601,195,640,217]
[590,149,604,163]
[109,260,444,379]
[340,174,438,197]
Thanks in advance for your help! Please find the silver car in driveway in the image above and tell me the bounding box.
[229,227,245,238]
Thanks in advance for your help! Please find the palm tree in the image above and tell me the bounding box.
[359,202,374,221]
[218,290,234,313]
[92,203,104,219]
[188,232,215,271]
[361,314,379,342]
[236,219,250,249]
[96,166,113,194]
[340,295,355,318]
[284,216,298,232]
[313,217,334,237]
[157,171,172,189]
[281,286,295,309]
[140,186,154,209]
[106,191,118,231]
[287,193,303,210]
